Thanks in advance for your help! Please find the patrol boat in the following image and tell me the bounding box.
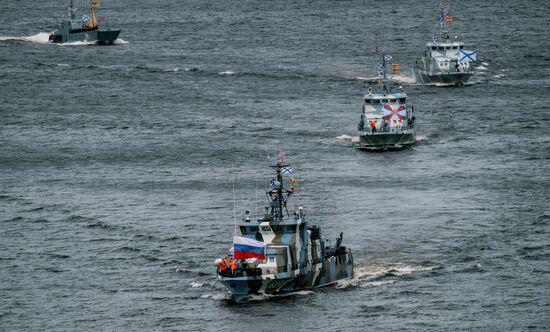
[49,0,120,44]
[357,55,416,149]
[216,158,354,302]
[411,3,476,85]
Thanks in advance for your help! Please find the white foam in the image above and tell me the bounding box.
[364,280,396,287]
[416,134,427,141]
[338,263,440,289]
[163,67,179,72]
[200,293,229,300]
[0,32,51,44]
[219,70,237,75]
[388,73,417,85]
[354,76,376,81]
[336,134,359,143]
[190,280,204,288]
[113,38,129,44]
[57,40,98,46]
[476,65,488,71]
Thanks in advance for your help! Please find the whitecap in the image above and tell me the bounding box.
[218,70,237,75]
[190,280,204,288]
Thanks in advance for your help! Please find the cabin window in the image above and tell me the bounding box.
[250,226,259,232]
[390,99,397,103]
[262,226,271,231]
[299,223,305,230]
[269,257,275,263]
[381,99,388,103]
[270,225,280,232]
[438,46,444,50]
[285,225,297,232]
[399,98,406,103]
[239,226,247,234]
[445,46,450,50]
[459,45,464,49]
[372,99,380,104]
[431,46,436,50]
[365,99,371,104]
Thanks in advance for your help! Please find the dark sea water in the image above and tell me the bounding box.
[1,0,549,330]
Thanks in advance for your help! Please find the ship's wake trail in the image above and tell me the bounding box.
[336,262,440,289]
[0,32,51,43]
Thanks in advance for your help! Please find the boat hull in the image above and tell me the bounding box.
[220,251,353,302]
[412,68,473,86]
[49,29,121,44]
[358,130,416,148]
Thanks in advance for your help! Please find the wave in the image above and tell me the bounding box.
[190,280,205,288]
[336,134,359,143]
[113,38,129,44]
[416,134,428,141]
[0,32,51,43]
[218,70,238,75]
[200,293,230,300]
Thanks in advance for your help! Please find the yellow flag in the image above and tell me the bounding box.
[91,1,101,9]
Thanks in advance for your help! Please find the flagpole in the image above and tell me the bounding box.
[232,163,237,236]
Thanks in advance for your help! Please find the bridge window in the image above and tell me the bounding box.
[431,46,436,50]
[372,99,380,104]
[399,98,406,103]
[381,99,388,103]
[365,99,371,104]
[390,99,397,103]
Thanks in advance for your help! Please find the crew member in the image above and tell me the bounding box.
[229,258,237,274]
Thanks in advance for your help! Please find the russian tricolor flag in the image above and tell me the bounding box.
[233,236,266,260]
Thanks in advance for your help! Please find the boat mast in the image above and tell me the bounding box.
[68,0,75,19]
[276,164,283,221]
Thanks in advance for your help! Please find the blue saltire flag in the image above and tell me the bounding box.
[384,55,393,61]
[281,166,292,174]
[459,50,476,63]
[268,177,275,187]
[82,15,89,22]
[377,63,384,69]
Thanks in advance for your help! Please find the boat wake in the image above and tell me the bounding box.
[336,263,440,289]
[57,40,99,46]
[388,73,417,85]
[0,32,51,43]
[336,134,359,143]
[113,38,129,44]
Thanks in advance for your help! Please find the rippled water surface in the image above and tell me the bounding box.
[1,0,549,330]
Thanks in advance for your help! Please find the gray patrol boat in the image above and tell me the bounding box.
[357,54,416,149]
[216,158,354,302]
[49,0,120,44]
[411,4,474,85]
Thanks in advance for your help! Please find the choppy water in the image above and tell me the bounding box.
[1,0,549,330]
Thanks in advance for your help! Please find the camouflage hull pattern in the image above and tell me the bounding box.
[412,69,473,86]
[358,130,416,148]
[49,29,120,44]
[221,251,353,302]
